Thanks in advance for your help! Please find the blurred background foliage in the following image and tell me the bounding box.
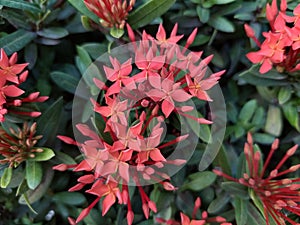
[0,0,299,224]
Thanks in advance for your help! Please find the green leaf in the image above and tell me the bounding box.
[50,71,79,94]
[264,105,282,136]
[110,27,124,38]
[207,192,230,213]
[19,166,54,204]
[282,103,300,132]
[36,97,63,145]
[54,151,76,164]
[76,45,92,69]
[0,0,41,13]
[24,43,38,69]
[26,161,42,190]
[197,6,210,23]
[238,99,257,123]
[53,192,86,205]
[0,8,31,29]
[28,148,55,161]
[0,29,36,55]
[208,16,235,32]
[127,0,176,29]
[37,27,69,39]
[221,181,249,199]
[213,145,232,176]
[252,133,275,145]
[239,65,289,86]
[247,203,267,225]
[16,179,29,196]
[6,167,24,188]
[181,171,217,191]
[0,167,12,188]
[68,0,99,23]
[234,197,248,225]
[21,193,38,214]
[278,86,292,105]
[81,43,107,60]
[214,0,236,4]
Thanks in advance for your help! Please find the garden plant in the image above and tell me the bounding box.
[0,0,300,225]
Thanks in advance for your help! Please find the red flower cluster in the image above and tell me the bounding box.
[214,133,300,225]
[53,23,225,225]
[84,0,135,29]
[0,49,48,121]
[157,197,231,225]
[245,0,300,73]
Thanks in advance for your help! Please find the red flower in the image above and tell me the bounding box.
[214,133,300,225]
[0,49,48,121]
[84,0,135,29]
[245,0,300,74]
[53,23,225,225]
[147,78,192,118]
[86,177,123,216]
[0,49,28,84]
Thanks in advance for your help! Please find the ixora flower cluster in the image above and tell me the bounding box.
[84,0,135,29]
[214,133,300,225]
[0,49,48,121]
[245,0,300,74]
[53,23,225,225]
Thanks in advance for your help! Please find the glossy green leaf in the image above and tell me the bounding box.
[208,16,235,32]
[256,86,277,102]
[238,99,257,123]
[37,27,69,39]
[21,193,38,214]
[0,29,36,55]
[247,203,267,225]
[6,167,24,188]
[81,43,107,60]
[221,181,249,199]
[0,0,41,13]
[181,171,217,191]
[0,167,12,188]
[0,8,31,29]
[19,167,54,204]
[127,0,176,29]
[253,133,275,144]
[26,161,42,190]
[197,6,210,23]
[214,0,236,4]
[213,145,232,176]
[28,148,55,162]
[50,71,79,94]
[55,151,76,165]
[16,179,29,196]
[283,103,300,132]
[76,45,92,70]
[68,0,99,23]
[190,34,210,46]
[207,192,230,213]
[239,65,289,86]
[264,105,282,136]
[278,86,292,105]
[36,97,63,145]
[251,107,265,127]
[24,43,38,69]
[234,197,248,225]
[53,192,86,205]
